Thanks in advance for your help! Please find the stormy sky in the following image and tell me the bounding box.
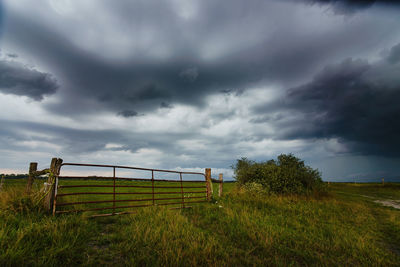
[1,0,400,181]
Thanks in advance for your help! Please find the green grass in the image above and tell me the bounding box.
[1,179,400,266]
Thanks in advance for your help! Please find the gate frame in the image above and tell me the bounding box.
[26,158,223,216]
[52,161,220,216]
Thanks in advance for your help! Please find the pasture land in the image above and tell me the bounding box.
[1,179,400,266]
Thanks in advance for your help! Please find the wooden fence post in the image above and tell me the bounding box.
[218,173,223,197]
[45,158,63,212]
[26,162,38,194]
[0,174,4,191]
[382,178,384,186]
[205,168,211,201]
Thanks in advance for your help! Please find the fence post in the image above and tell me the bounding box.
[382,178,384,186]
[0,174,4,191]
[205,168,212,201]
[113,167,116,215]
[26,162,38,194]
[218,173,223,197]
[45,158,63,212]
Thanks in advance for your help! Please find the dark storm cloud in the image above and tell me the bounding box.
[4,0,395,116]
[304,0,400,14]
[276,46,400,157]
[0,59,58,100]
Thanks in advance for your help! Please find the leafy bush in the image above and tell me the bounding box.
[233,154,324,194]
[242,182,265,195]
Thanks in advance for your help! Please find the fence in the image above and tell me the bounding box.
[26,158,223,217]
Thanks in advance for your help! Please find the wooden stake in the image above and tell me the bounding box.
[0,174,4,191]
[382,178,384,186]
[26,162,38,194]
[218,173,223,197]
[45,158,63,212]
[205,168,211,201]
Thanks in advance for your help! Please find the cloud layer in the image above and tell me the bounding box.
[0,0,400,180]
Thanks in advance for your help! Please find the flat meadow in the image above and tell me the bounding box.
[1,179,400,266]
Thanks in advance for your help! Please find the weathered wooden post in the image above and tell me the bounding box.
[0,174,4,191]
[26,162,38,194]
[45,158,63,212]
[205,168,212,201]
[382,178,384,186]
[218,173,223,197]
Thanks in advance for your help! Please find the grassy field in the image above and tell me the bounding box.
[1,179,400,266]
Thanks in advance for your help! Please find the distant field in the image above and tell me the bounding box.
[1,179,399,266]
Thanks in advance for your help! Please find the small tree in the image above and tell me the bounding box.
[233,154,323,194]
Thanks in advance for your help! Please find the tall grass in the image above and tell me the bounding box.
[1,180,399,266]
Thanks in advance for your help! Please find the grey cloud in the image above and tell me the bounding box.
[387,43,400,64]
[249,113,285,124]
[0,118,239,170]
[179,67,198,82]
[117,110,138,117]
[160,102,173,109]
[0,119,190,155]
[4,0,398,117]
[6,53,18,58]
[0,59,58,100]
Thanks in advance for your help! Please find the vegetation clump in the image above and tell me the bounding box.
[233,154,324,194]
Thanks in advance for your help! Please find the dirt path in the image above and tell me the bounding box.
[374,200,400,210]
[335,190,400,210]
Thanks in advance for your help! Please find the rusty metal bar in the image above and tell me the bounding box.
[55,200,207,214]
[58,176,205,183]
[58,184,206,189]
[180,173,184,208]
[113,167,116,215]
[56,196,206,206]
[57,190,207,197]
[152,170,154,205]
[61,162,205,176]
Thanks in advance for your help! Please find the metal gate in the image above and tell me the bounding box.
[53,163,209,217]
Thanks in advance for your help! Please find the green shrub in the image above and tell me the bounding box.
[243,182,266,195]
[233,154,324,194]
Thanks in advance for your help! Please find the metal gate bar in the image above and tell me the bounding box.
[58,176,205,182]
[56,196,206,206]
[55,200,208,214]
